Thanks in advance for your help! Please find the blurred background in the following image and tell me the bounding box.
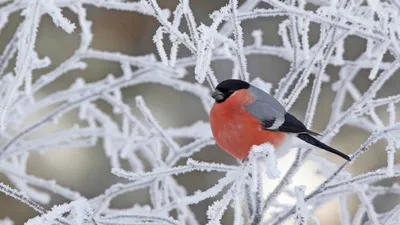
[0,0,399,224]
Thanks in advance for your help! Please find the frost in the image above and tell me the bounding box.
[0,218,13,225]
[294,186,309,225]
[0,0,397,225]
[250,77,273,94]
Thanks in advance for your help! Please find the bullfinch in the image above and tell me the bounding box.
[209,79,350,161]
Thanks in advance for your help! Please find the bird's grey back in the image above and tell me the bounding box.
[244,85,286,130]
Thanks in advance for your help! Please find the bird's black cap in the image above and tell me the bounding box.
[215,79,250,92]
[212,79,250,103]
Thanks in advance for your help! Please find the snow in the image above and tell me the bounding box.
[0,0,398,224]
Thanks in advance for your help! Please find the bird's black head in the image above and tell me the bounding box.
[212,79,250,103]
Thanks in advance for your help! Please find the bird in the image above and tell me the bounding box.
[209,79,351,161]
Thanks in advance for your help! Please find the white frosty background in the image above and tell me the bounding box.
[0,0,399,225]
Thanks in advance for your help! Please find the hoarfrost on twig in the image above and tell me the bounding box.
[0,0,398,225]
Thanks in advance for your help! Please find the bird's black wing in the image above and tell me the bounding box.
[271,113,320,136]
[244,85,319,135]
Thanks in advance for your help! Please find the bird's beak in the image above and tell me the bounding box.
[212,90,225,102]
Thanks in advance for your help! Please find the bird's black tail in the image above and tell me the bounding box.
[306,129,321,136]
[297,133,351,161]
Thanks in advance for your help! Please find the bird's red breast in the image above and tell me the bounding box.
[210,89,286,160]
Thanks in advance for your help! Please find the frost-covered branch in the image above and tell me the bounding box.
[0,0,399,224]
